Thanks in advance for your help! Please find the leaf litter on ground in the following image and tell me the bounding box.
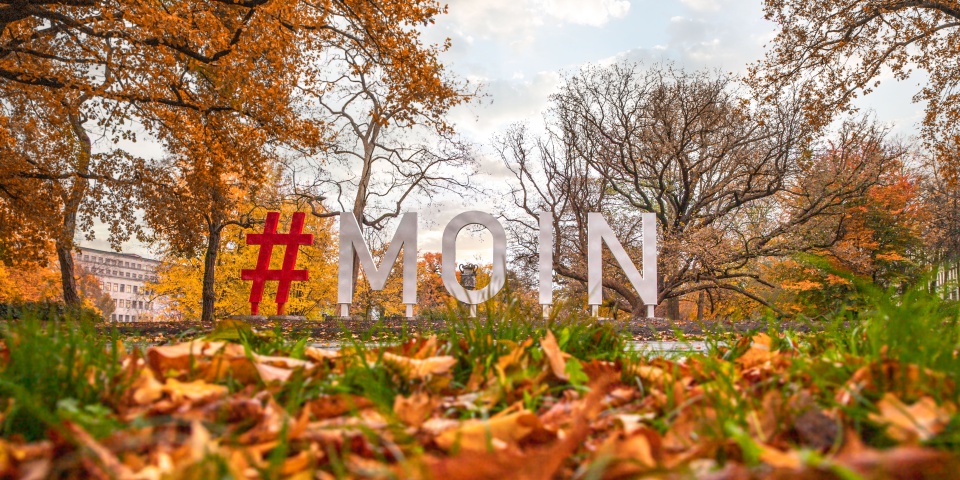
[1,318,959,479]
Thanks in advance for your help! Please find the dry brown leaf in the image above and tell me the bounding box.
[869,393,955,443]
[839,446,960,478]
[496,339,533,375]
[614,413,654,435]
[381,352,457,380]
[0,440,52,480]
[305,395,375,420]
[758,444,802,469]
[592,428,661,478]
[423,369,620,480]
[147,341,242,373]
[540,330,569,381]
[64,421,135,478]
[162,378,228,404]
[735,333,775,369]
[394,391,436,428]
[238,396,310,445]
[131,368,164,406]
[253,362,295,383]
[304,346,340,362]
[434,410,547,452]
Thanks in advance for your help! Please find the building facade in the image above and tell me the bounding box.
[75,247,162,322]
[932,262,960,302]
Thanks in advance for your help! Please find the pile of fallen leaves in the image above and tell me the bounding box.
[1,326,959,479]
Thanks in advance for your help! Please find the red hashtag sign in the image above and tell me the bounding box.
[241,212,314,316]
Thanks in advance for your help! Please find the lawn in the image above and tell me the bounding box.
[0,285,959,479]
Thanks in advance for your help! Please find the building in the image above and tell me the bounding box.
[75,247,162,322]
[932,262,960,302]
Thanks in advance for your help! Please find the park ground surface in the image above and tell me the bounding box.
[1,290,959,479]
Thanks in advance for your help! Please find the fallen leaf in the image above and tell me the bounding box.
[540,330,569,381]
[162,378,228,404]
[434,410,547,452]
[735,333,775,369]
[592,428,661,477]
[381,352,457,380]
[758,444,801,469]
[131,368,164,405]
[869,393,955,443]
[394,391,436,428]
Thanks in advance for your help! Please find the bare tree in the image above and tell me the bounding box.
[292,43,476,289]
[501,62,902,319]
[922,144,960,292]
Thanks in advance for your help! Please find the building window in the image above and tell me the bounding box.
[138,301,144,309]
[119,284,125,293]
[133,285,138,294]
[111,314,116,321]
[113,284,118,292]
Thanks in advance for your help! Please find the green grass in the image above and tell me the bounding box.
[0,308,128,440]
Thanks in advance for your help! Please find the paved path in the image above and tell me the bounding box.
[629,341,708,353]
[310,340,711,356]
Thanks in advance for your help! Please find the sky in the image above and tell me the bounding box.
[81,0,929,265]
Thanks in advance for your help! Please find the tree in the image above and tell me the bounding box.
[135,0,466,323]
[1,0,312,307]
[750,0,960,176]
[291,20,475,295]
[0,85,140,307]
[920,146,960,296]
[0,256,111,316]
[1,0,458,315]
[140,113,280,324]
[501,62,901,319]
[417,252,449,314]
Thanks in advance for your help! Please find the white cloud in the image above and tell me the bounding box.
[443,0,544,41]
[441,0,630,41]
[679,0,723,13]
[450,71,562,140]
[544,0,630,27]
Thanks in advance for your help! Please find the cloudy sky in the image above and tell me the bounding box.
[83,0,928,262]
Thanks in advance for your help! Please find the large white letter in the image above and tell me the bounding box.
[441,211,507,312]
[338,212,417,317]
[588,212,657,317]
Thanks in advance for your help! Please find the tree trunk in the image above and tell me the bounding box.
[665,296,681,321]
[58,100,92,308]
[56,239,81,307]
[201,225,222,324]
[697,290,705,321]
